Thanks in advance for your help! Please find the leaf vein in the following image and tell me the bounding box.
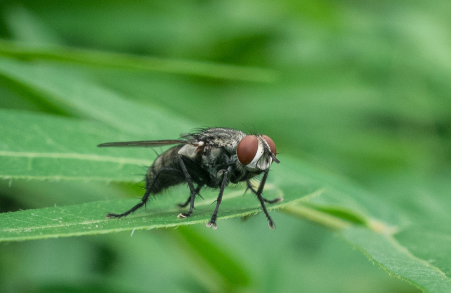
[0,151,153,165]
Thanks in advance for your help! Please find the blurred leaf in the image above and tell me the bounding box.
[3,6,63,47]
[0,40,277,82]
[343,227,451,292]
[0,57,195,135]
[173,226,250,290]
[29,284,125,293]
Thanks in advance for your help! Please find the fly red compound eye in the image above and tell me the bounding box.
[262,135,276,156]
[237,135,258,165]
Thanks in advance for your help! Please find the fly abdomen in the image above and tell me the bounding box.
[145,145,186,194]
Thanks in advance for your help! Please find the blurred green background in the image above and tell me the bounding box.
[1,0,451,292]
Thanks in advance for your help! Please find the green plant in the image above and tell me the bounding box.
[1,1,450,292]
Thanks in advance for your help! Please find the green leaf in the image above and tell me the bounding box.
[0,39,278,83]
[172,226,250,289]
[0,110,154,181]
[0,51,448,292]
[0,57,196,136]
[0,183,319,242]
[343,227,451,292]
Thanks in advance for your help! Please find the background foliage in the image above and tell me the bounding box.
[1,0,451,292]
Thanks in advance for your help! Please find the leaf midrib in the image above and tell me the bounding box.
[386,234,450,282]
[0,150,153,165]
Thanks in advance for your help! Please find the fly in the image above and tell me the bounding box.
[98,127,281,229]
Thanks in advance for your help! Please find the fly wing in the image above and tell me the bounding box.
[97,140,185,148]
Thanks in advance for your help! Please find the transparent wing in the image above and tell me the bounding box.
[97,140,185,148]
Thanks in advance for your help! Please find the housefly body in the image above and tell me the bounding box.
[98,127,281,229]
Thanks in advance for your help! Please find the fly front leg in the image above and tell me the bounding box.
[246,179,283,204]
[207,167,231,229]
[246,183,281,203]
[177,156,200,218]
[246,170,282,229]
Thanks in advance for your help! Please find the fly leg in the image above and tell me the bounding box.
[177,156,201,218]
[207,167,231,229]
[177,194,191,208]
[106,167,179,219]
[246,180,283,204]
[178,185,203,208]
[246,170,281,229]
[177,184,203,218]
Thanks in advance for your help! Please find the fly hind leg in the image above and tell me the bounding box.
[106,167,180,219]
[177,195,191,208]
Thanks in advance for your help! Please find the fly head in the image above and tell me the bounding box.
[236,134,279,171]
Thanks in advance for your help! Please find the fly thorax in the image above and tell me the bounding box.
[201,147,221,166]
